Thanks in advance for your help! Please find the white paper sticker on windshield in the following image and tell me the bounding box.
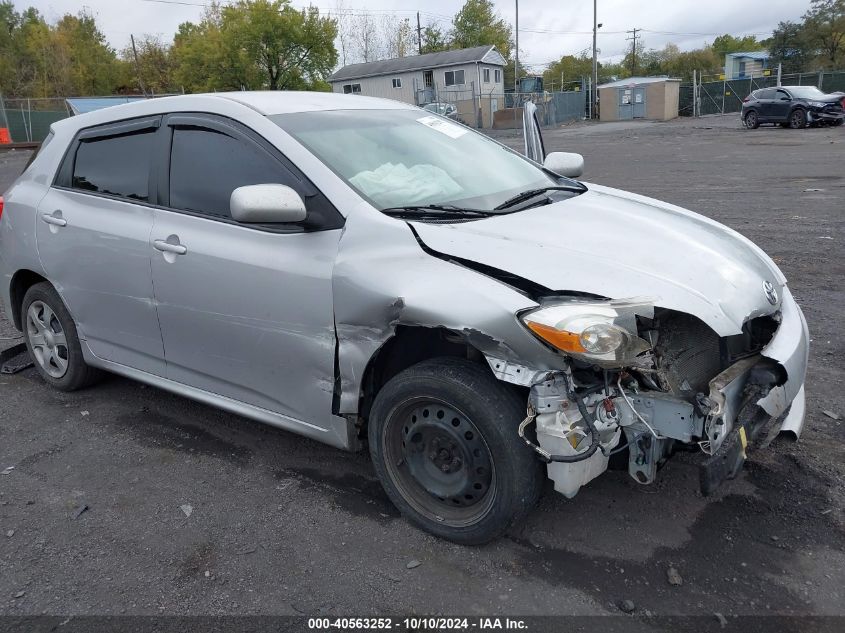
[417,115,467,139]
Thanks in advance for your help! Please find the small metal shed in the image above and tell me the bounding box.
[597,77,681,122]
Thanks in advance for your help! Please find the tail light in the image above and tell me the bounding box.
[0,196,4,220]
[742,95,751,103]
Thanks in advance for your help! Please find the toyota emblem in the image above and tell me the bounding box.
[763,281,779,305]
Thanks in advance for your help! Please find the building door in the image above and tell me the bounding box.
[618,88,633,119]
[633,87,646,118]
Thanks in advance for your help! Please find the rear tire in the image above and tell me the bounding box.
[21,282,102,391]
[744,110,759,129]
[789,108,807,129]
[368,357,544,545]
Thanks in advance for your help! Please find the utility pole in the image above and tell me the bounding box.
[130,34,148,97]
[626,27,639,75]
[514,0,519,94]
[416,11,422,55]
[592,0,598,118]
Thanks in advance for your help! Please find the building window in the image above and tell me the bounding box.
[343,83,361,94]
[392,78,402,88]
[444,70,465,86]
[483,68,490,83]
[494,69,501,83]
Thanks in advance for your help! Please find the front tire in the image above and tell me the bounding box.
[22,282,102,391]
[789,108,807,129]
[368,357,544,545]
[744,110,759,129]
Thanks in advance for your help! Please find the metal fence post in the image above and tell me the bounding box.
[722,78,725,114]
[818,71,824,91]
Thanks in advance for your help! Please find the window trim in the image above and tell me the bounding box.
[157,112,343,233]
[444,69,465,87]
[343,83,362,94]
[392,77,402,88]
[53,115,162,199]
[53,112,344,234]
[483,68,490,83]
[494,69,501,83]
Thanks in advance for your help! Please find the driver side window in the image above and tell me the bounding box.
[169,126,296,219]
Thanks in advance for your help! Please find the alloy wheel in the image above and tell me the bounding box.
[26,300,69,379]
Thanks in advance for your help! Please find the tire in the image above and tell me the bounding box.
[368,357,544,545]
[833,118,843,127]
[744,110,759,129]
[21,282,102,391]
[789,108,807,129]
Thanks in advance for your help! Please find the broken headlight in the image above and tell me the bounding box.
[521,298,655,365]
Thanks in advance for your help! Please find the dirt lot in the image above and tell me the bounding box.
[1,115,843,625]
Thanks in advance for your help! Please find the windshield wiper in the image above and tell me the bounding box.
[494,184,586,210]
[381,204,495,219]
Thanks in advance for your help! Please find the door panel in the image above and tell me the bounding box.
[150,211,341,424]
[35,119,164,375]
[150,115,342,427]
[36,189,163,374]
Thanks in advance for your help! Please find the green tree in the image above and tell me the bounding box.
[802,0,845,66]
[542,53,592,89]
[221,0,337,90]
[710,34,764,57]
[121,35,176,95]
[451,0,512,60]
[421,23,449,53]
[767,20,812,73]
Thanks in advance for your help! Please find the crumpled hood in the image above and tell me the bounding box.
[411,183,786,336]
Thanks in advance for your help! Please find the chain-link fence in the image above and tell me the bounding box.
[679,70,845,117]
[0,97,72,143]
[433,89,586,130]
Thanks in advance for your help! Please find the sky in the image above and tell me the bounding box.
[21,0,809,69]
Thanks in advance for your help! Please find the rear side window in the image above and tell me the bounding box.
[169,126,294,218]
[72,130,155,201]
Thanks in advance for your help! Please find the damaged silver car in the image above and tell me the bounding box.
[0,92,808,544]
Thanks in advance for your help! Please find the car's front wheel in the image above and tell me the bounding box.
[22,282,101,391]
[744,110,759,129]
[789,108,807,129]
[368,357,544,545]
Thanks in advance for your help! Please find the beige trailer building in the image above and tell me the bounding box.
[597,77,681,122]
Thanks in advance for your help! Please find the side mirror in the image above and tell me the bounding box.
[230,184,307,224]
[544,152,584,178]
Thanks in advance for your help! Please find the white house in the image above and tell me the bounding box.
[328,45,506,112]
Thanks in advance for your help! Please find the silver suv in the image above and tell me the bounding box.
[0,92,808,544]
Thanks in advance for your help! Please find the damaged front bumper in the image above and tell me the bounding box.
[511,288,809,498]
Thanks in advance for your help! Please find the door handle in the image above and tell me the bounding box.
[153,239,187,255]
[41,212,67,227]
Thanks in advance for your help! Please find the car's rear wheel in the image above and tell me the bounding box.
[789,108,807,129]
[744,110,759,129]
[22,282,102,391]
[368,357,544,545]
[832,118,843,127]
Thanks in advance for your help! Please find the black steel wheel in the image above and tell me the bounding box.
[368,357,544,544]
[789,108,807,129]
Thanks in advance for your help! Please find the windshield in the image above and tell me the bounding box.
[271,109,568,211]
[788,86,826,99]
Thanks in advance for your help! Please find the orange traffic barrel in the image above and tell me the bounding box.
[0,128,10,144]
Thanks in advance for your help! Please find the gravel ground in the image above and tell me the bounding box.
[0,116,843,623]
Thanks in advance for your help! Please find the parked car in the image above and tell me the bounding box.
[422,101,459,120]
[742,85,845,128]
[0,92,808,544]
